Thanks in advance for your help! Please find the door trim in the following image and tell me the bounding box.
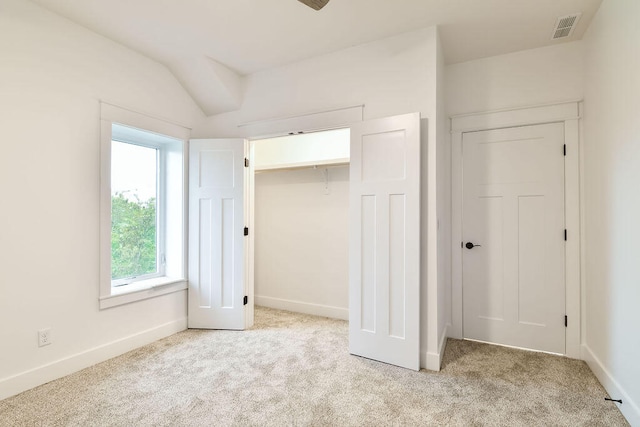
[450,101,582,359]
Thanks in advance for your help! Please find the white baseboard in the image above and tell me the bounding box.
[581,344,639,426]
[440,324,450,366]
[425,352,439,371]
[0,318,187,401]
[425,323,450,371]
[255,295,348,320]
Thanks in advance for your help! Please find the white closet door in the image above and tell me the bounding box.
[188,139,247,330]
[349,112,421,371]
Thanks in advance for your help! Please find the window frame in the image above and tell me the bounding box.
[99,103,189,309]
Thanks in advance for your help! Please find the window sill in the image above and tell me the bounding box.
[99,277,187,309]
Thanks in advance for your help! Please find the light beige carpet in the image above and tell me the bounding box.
[0,307,628,426]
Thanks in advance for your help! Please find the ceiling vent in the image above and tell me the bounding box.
[551,13,582,40]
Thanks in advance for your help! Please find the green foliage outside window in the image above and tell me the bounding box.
[111,192,157,280]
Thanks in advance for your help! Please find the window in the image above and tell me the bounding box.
[111,134,161,286]
[100,104,188,309]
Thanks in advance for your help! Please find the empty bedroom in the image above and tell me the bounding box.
[0,0,638,425]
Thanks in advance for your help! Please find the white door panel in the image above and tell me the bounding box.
[462,123,565,353]
[349,112,420,371]
[189,139,247,330]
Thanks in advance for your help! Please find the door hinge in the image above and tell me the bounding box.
[244,157,249,168]
[565,315,568,327]
[244,227,249,236]
[564,229,567,241]
[563,144,567,156]
[244,296,248,305]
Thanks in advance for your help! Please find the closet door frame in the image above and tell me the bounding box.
[240,106,364,329]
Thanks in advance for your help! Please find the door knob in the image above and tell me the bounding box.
[465,242,481,249]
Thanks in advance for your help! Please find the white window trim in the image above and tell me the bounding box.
[100,103,190,309]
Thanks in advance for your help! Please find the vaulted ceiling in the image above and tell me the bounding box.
[30,0,602,116]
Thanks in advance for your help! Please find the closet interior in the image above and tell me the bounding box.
[252,128,350,320]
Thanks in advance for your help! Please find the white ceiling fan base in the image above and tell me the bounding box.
[297,0,330,11]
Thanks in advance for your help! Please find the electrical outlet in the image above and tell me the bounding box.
[38,328,52,347]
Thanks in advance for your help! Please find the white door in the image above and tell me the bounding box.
[462,123,565,353]
[188,138,248,330]
[349,112,421,371]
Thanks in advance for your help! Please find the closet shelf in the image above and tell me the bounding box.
[254,158,349,173]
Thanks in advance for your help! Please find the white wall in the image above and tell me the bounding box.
[192,27,438,138]
[254,166,349,320]
[435,29,450,366]
[423,29,449,371]
[0,0,203,399]
[193,27,440,367]
[581,0,640,424]
[446,41,585,117]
